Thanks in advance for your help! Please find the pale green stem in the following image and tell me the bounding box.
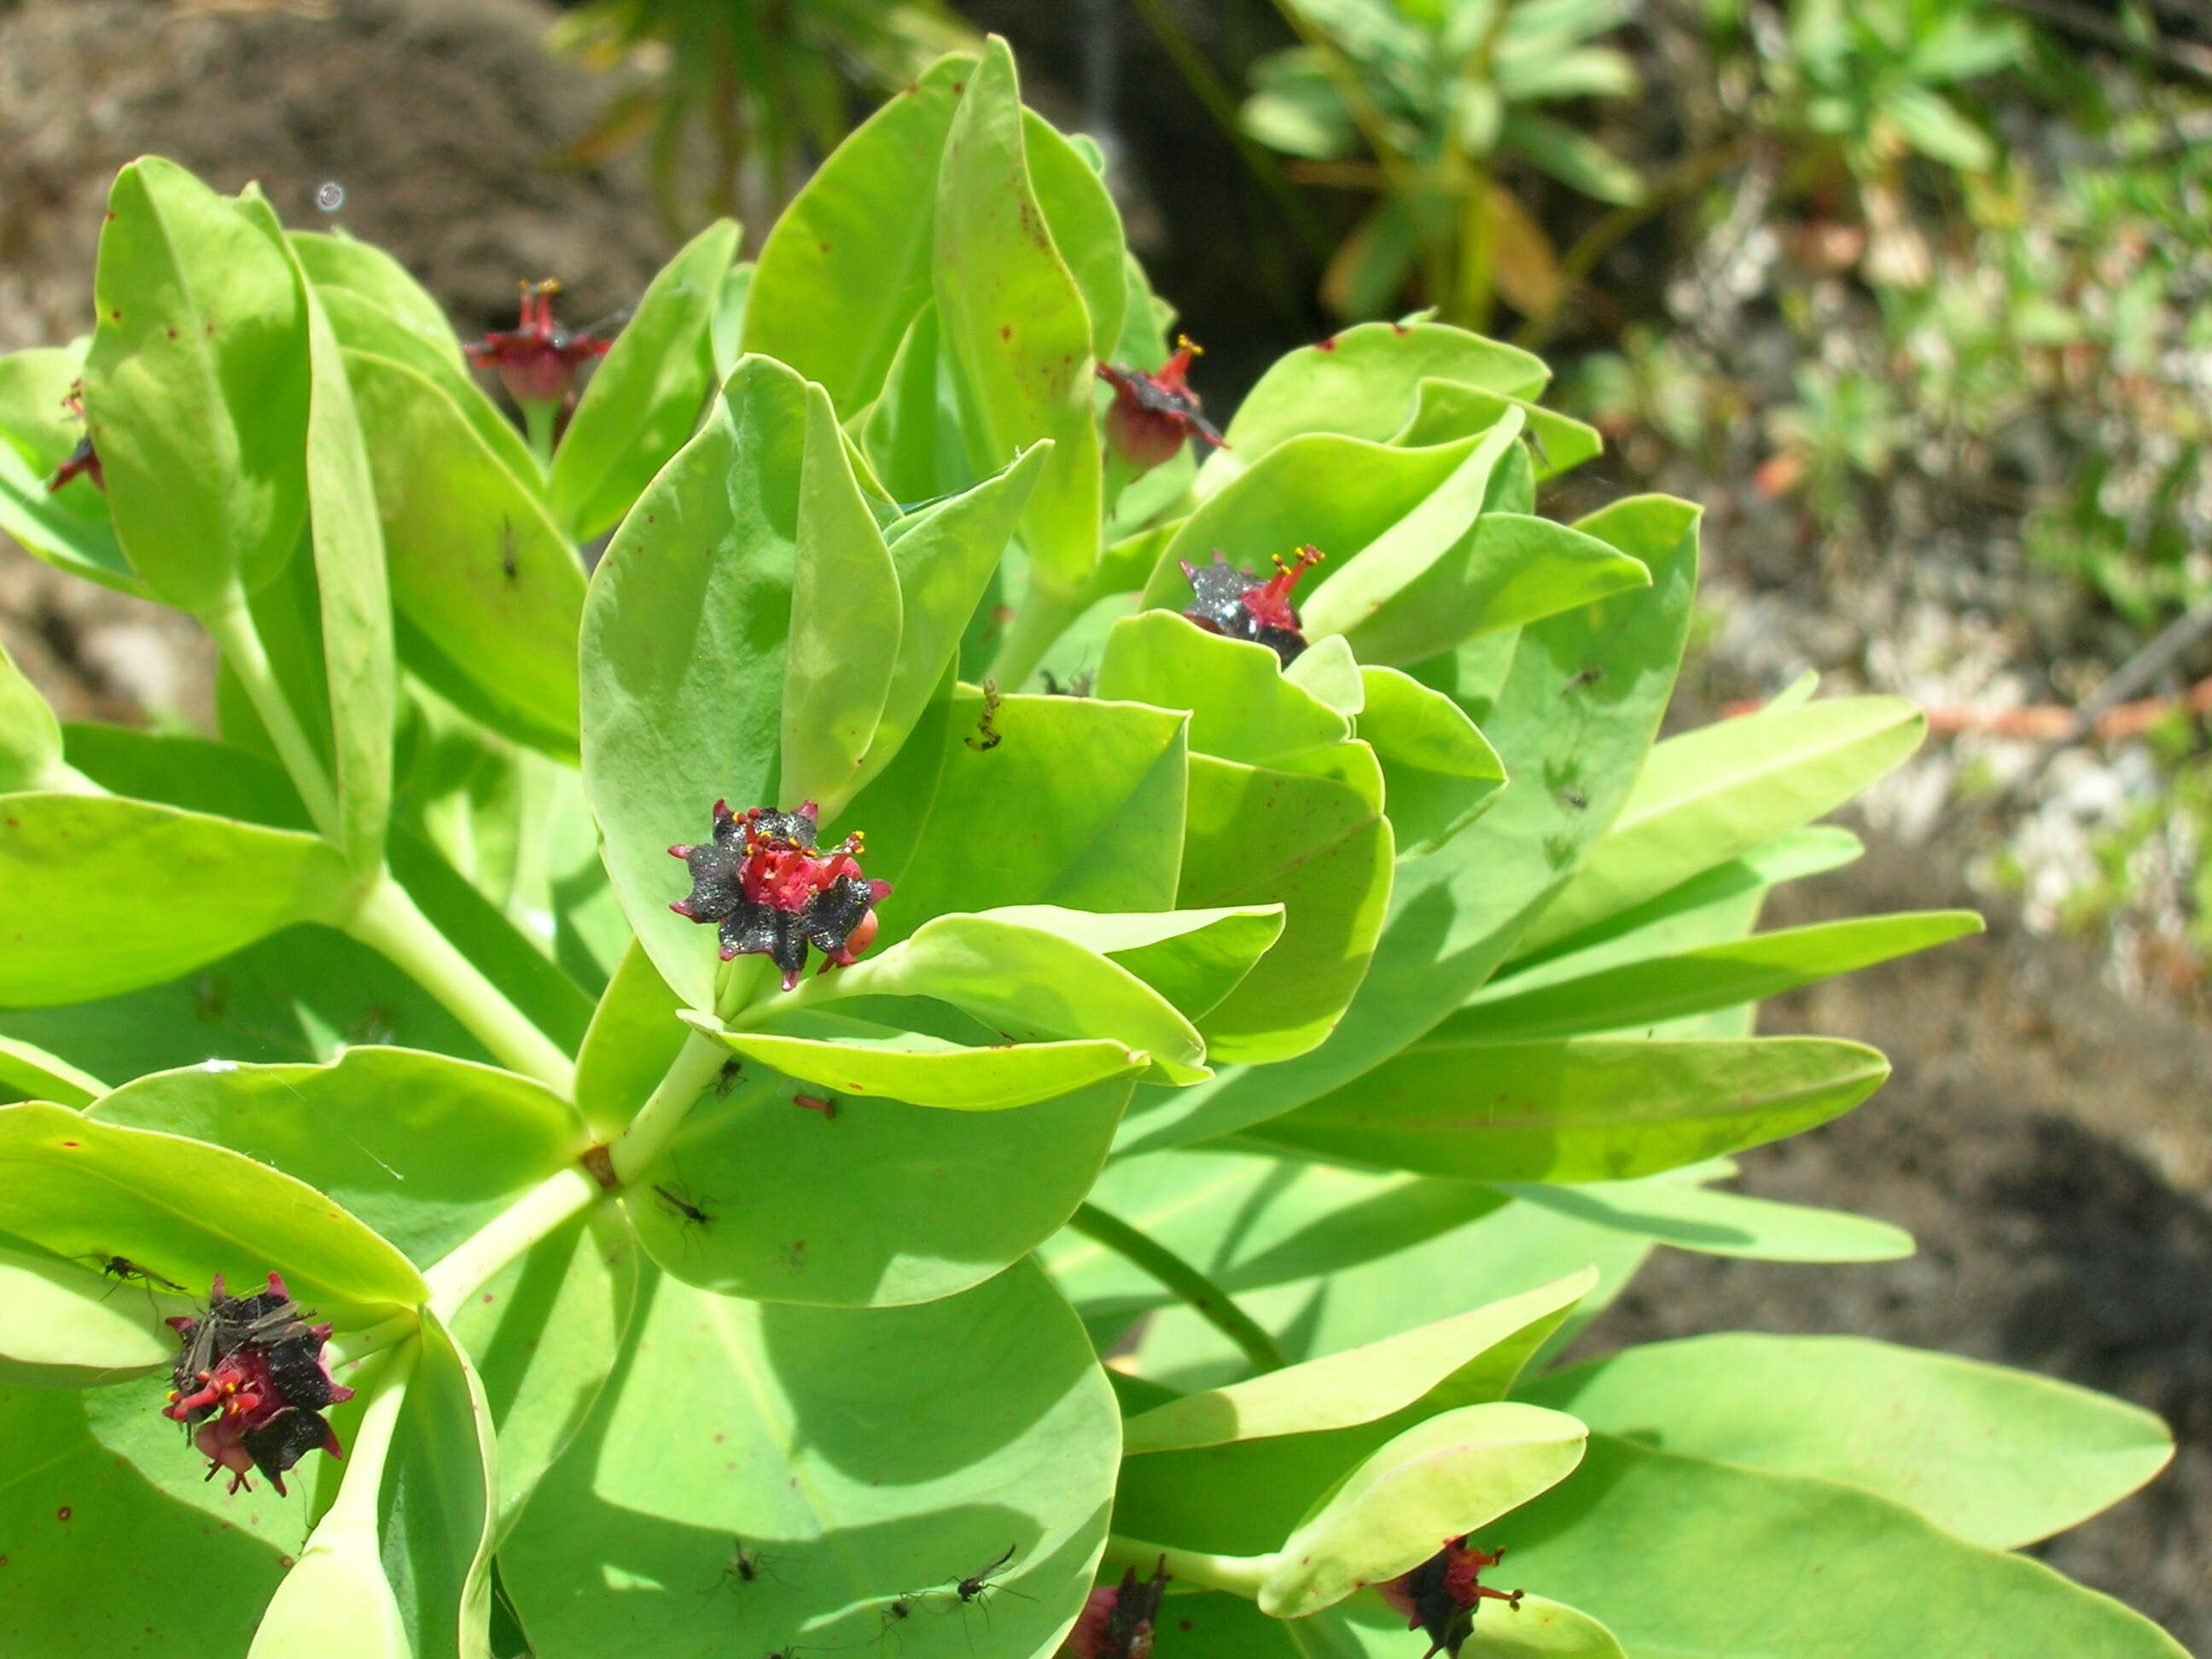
[346,871,577,1096]
[312,1341,418,1537]
[985,581,1090,691]
[522,399,559,470]
[607,1027,733,1186]
[422,1165,600,1322]
[1068,1203,1289,1374]
[326,1309,419,1371]
[1103,1534,1274,1598]
[201,585,341,844]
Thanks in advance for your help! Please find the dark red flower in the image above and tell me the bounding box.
[1097,335,1225,473]
[1376,1537,1523,1659]
[46,382,102,493]
[1179,543,1326,666]
[668,800,893,992]
[163,1272,353,1498]
[1058,1558,1169,1659]
[465,277,611,406]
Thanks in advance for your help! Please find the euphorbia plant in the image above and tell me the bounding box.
[0,37,2181,1659]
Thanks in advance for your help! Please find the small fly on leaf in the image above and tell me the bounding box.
[711,1535,787,1591]
[713,1058,743,1098]
[949,1544,1025,1606]
[83,1254,186,1295]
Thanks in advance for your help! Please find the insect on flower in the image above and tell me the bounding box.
[162,1272,353,1497]
[1097,335,1225,474]
[668,800,893,991]
[1376,1536,1523,1659]
[1180,544,1326,667]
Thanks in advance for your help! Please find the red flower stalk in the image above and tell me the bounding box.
[163,1272,353,1498]
[1179,544,1326,666]
[668,800,893,992]
[1058,1558,1170,1659]
[465,277,610,407]
[1375,1537,1523,1659]
[1097,335,1225,474]
[46,383,102,493]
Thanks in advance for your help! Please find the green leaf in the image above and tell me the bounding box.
[1249,1035,1890,1182]
[1202,322,1549,498]
[0,1032,107,1105]
[0,1378,296,1654]
[1126,1271,1594,1454]
[632,1055,1129,1307]
[934,38,1101,596]
[0,792,354,1005]
[863,445,1048,784]
[0,641,72,794]
[859,300,973,503]
[782,381,902,815]
[1173,751,1394,1066]
[381,1311,498,1659]
[1885,82,1996,171]
[1493,1177,1914,1262]
[774,911,1209,1082]
[1515,696,1925,956]
[447,1203,637,1538]
[342,348,585,748]
[580,354,814,1011]
[284,247,394,877]
[885,690,1188,940]
[0,1099,428,1330]
[1026,108,1129,358]
[0,344,141,595]
[1310,511,1653,668]
[1520,1334,2174,1549]
[743,55,971,413]
[501,1258,1120,1659]
[978,903,1286,1024]
[0,1240,172,1384]
[682,1007,1145,1109]
[1096,611,1352,768]
[289,230,462,353]
[1260,1402,1588,1617]
[1287,634,1367,717]
[1444,910,1982,1040]
[1499,111,1644,205]
[1495,1435,2189,1658]
[88,1047,584,1270]
[1122,496,1697,1153]
[1357,664,1506,853]
[551,218,740,540]
[573,937,687,1140]
[1393,379,1603,479]
[1299,1592,1628,1658]
[81,160,310,611]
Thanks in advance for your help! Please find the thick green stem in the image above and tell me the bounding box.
[522,399,559,470]
[326,1309,419,1371]
[423,1165,599,1321]
[986,582,1090,691]
[346,872,576,1096]
[607,1027,733,1186]
[311,1342,418,1537]
[202,585,341,844]
[1068,1202,1289,1374]
[1102,1534,1274,1598]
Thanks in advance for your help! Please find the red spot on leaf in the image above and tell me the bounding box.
[1314,336,1337,352]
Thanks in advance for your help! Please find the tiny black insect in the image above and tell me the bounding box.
[713,1058,743,1098]
[498,518,519,582]
[950,1544,1023,1605]
[1563,665,1606,693]
[654,1182,714,1227]
[713,1535,786,1591]
[964,678,1003,751]
[1557,786,1588,811]
[85,1254,185,1294]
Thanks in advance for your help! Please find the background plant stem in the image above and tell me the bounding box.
[422,1164,599,1320]
[1068,1201,1289,1373]
[346,872,578,1095]
[201,585,342,844]
[1100,1533,1273,1597]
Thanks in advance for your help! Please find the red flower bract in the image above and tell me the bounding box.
[1097,335,1225,474]
[1376,1536,1523,1659]
[1057,1558,1169,1659]
[1179,543,1326,666]
[465,277,610,406]
[668,800,894,991]
[163,1272,353,1497]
